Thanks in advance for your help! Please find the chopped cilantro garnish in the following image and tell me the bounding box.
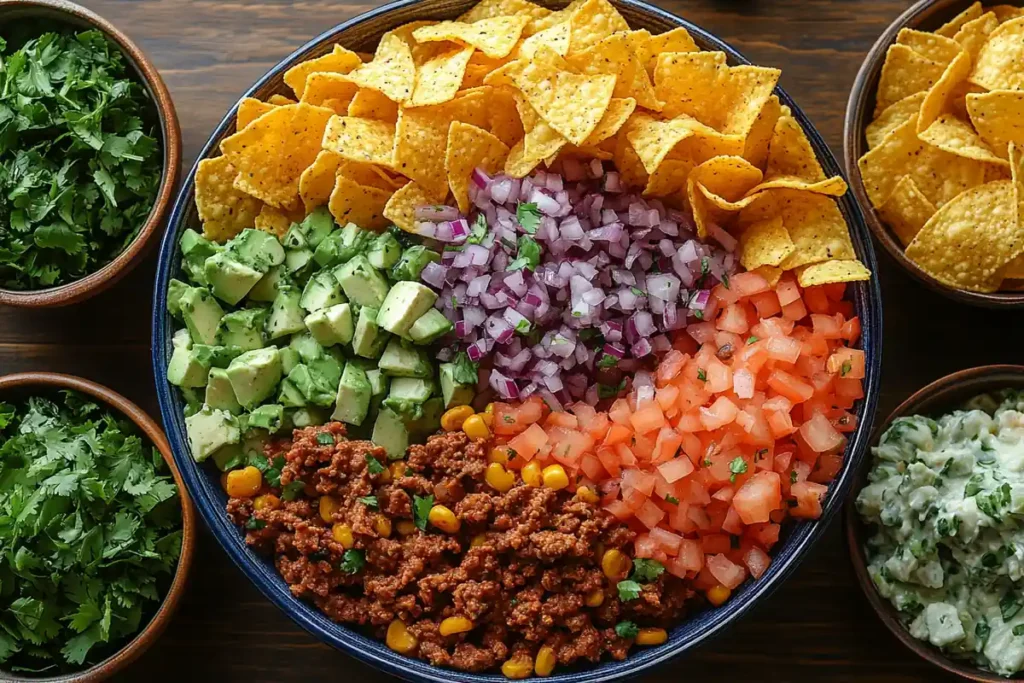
[697,368,707,382]
[340,549,365,575]
[614,621,639,639]
[1013,624,1024,637]
[728,457,748,483]
[630,286,646,297]
[357,496,378,509]
[413,494,434,530]
[281,480,306,501]
[507,235,542,272]
[451,351,479,385]
[617,580,643,601]
[721,273,730,289]
[467,213,488,244]
[597,354,618,369]
[1002,592,1022,621]
[747,336,759,344]
[516,202,541,234]
[841,360,852,377]
[693,310,704,320]
[245,517,266,530]
[598,378,627,399]
[631,558,665,582]
[790,470,798,484]
[317,432,335,446]
[365,455,385,475]
[665,495,680,505]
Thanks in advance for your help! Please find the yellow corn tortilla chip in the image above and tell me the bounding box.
[220,103,334,211]
[384,181,443,232]
[896,28,964,66]
[346,33,416,103]
[566,0,630,55]
[936,2,983,37]
[457,0,552,25]
[516,95,568,165]
[284,45,362,99]
[752,265,783,287]
[966,90,1024,157]
[318,98,350,116]
[583,97,636,146]
[877,175,937,247]
[254,204,302,239]
[384,21,444,66]
[905,179,1019,291]
[614,134,650,190]
[776,190,857,270]
[322,116,396,167]
[687,156,763,237]
[626,113,698,174]
[743,95,781,170]
[642,27,698,71]
[487,87,526,148]
[865,92,925,150]
[991,4,1024,23]
[643,157,695,198]
[516,21,571,58]
[567,32,631,91]
[654,51,780,139]
[338,161,404,191]
[918,113,1009,167]
[462,64,493,89]
[194,156,262,242]
[1004,253,1024,278]
[857,118,987,209]
[348,88,400,122]
[414,15,530,59]
[917,50,972,133]
[739,216,795,270]
[970,17,1024,91]
[795,260,872,287]
[300,72,359,109]
[328,174,392,231]
[299,150,343,211]
[409,46,476,108]
[446,122,510,213]
[873,44,947,116]
[764,112,826,183]
[1011,142,1024,241]
[237,98,276,130]
[747,176,848,197]
[504,140,542,177]
[952,12,999,61]
[268,94,297,106]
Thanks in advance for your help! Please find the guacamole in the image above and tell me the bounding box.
[857,391,1024,677]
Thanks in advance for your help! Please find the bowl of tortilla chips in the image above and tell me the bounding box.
[846,0,1024,306]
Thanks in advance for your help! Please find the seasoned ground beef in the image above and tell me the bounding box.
[227,423,692,675]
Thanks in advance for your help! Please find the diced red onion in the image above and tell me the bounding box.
[471,168,491,189]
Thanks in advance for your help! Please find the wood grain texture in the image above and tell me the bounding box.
[0,0,1011,680]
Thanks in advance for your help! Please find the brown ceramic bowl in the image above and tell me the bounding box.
[0,372,195,682]
[0,0,181,308]
[845,365,1024,682]
[844,0,1024,309]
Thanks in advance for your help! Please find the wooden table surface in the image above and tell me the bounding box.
[2,0,1011,680]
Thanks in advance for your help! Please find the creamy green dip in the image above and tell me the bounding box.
[856,391,1024,677]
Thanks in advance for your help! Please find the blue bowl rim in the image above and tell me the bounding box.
[151,1,884,681]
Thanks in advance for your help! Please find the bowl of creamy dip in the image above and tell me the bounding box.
[846,365,1024,682]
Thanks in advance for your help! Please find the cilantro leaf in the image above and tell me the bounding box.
[728,457,748,483]
[507,235,542,272]
[516,202,541,234]
[597,354,618,369]
[365,455,385,475]
[340,549,366,575]
[665,495,680,505]
[413,494,434,530]
[614,621,639,639]
[451,351,479,385]
[632,558,665,583]
[317,432,335,446]
[281,480,306,501]
[617,580,643,601]
[357,495,378,509]
[598,379,626,399]
[467,214,488,244]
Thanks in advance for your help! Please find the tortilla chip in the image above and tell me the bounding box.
[917,50,972,133]
[873,44,947,116]
[237,98,276,130]
[567,32,631,88]
[687,156,764,237]
[905,179,1019,291]
[322,116,396,167]
[1004,254,1024,279]
[643,157,695,198]
[918,113,1009,167]
[220,103,335,210]
[970,17,1024,91]
[1011,142,1024,241]
[516,95,568,166]
[194,156,262,242]
[877,175,937,247]
[896,28,964,66]
[414,15,530,59]
[748,176,848,197]
[764,112,826,183]
[284,45,362,99]
[739,216,795,270]
[743,95,781,170]
[384,181,442,232]
[566,0,630,55]
[486,87,526,148]
[776,191,857,269]
[346,33,416,103]
[338,161,404,191]
[299,150,343,211]
[865,92,925,149]
[446,122,510,212]
[626,113,698,174]
[300,72,359,110]
[936,2,983,37]
[348,88,400,122]
[966,90,1024,157]
[457,0,552,25]
[795,260,872,287]
[991,4,1024,23]
[582,97,636,146]
[409,46,476,108]
[952,12,999,61]
[642,27,698,71]
[516,21,572,58]
[268,95,296,106]
[254,203,302,239]
[752,265,783,287]
[613,134,650,190]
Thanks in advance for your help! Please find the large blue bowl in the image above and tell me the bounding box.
[152,1,884,680]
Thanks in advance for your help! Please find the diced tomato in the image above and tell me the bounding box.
[630,402,666,434]
[596,446,622,478]
[827,347,865,380]
[704,357,732,394]
[775,274,801,305]
[676,539,704,573]
[580,453,604,481]
[508,423,548,461]
[634,533,660,558]
[649,526,683,555]
[546,410,579,430]
[749,290,782,318]
[765,335,801,364]
[657,455,695,483]
[746,522,781,550]
[790,481,827,519]
[810,453,843,483]
[841,316,861,344]
[608,399,632,426]
[717,303,751,335]
[653,426,683,462]
[604,499,633,521]
[711,486,734,504]
[730,271,771,297]
[767,409,797,438]
[701,533,732,555]
[742,546,772,579]
[700,396,739,430]
[767,369,814,403]
[810,314,842,340]
[636,498,667,529]
[732,471,782,524]
[721,505,745,535]
[799,412,844,453]
[687,321,719,345]
[707,553,747,589]
[781,297,807,321]
[622,468,657,497]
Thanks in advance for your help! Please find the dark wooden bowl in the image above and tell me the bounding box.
[844,0,1024,309]
[0,372,195,682]
[845,365,1024,682]
[0,0,181,308]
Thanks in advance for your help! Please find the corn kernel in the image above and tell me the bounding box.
[480,412,494,428]
[541,464,569,491]
[428,504,460,533]
[386,619,418,655]
[254,493,281,511]
[584,589,605,607]
[534,645,557,677]
[374,514,392,538]
[488,446,510,465]
[521,461,542,487]
[601,549,631,581]
[332,523,354,548]
[470,534,487,548]
[389,461,409,480]
[319,495,340,523]
[635,628,668,646]
[378,466,392,484]
[462,414,491,440]
[485,403,494,414]
[485,462,516,493]
[501,654,534,679]
[441,405,475,432]
[226,466,262,498]
[706,584,731,607]
[577,486,600,504]
[438,616,474,636]
[396,520,417,536]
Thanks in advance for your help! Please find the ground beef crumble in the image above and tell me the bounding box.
[227,423,692,674]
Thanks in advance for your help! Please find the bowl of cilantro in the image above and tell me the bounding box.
[0,0,181,308]
[0,372,195,681]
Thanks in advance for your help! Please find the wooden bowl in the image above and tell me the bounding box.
[843,0,1024,309]
[0,0,181,308]
[844,365,1024,682]
[0,372,195,682]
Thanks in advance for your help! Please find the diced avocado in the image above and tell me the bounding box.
[289,333,325,363]
[372,408,409,460]
[297,206,335,249]
[305,303,354,347]
[440,359,477,409]
[180,287,225,345]
[391,245,440,282]
[278,378,307,408]
[337,222,373,262]
[309,353,343,388]
[248,404,285,433]
[191,344,244,369]
[366,231,402,270]
[216,308,268,351]
[248,265,289,302]
[225,228,286,272]
[185,406,240,462]
[225,347,283,409]
[379,339,434,378]
[266,284,306,340]
[406,396,443,436]
[287,364,335,407]
[377,281,438,337]
[179,387,204,417]
[313,230,343,267]
[282,223,307,251]
[167,279,191,317]
[334,255,390,308]
[280,347,300,375]
[204,252,263,305]
[167,343,211,388]
[211,443,245,472]
[382,377,436,418]
[285,248,315,275]
[172,328,192,351]
[352,306,388,359]
[205,367,242,414]
[331,363,371,426]
[300,270,347,313]
[291,406,328,428]
[367,369,389,398]
[180,229,222,285]
[409,309,455,345]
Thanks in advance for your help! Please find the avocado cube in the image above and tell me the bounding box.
[179,387,204,417]
[248,404,285,433]
[313,230,343,267]
[337,223,373,262]
[352,306,389,359]
[185,406,240,462]
[167,279,191,317]
[309,353,343,387]
[305,303,354,347]
[205,367,242,414]
[180,229,222,285]
[382,377,436,418]
[409,309,455,345]
[167,344,211,388]
[225,228,286,272]
[391,245,440,283]
[225,347,283,409]
[248,265,289,302]
[191,344,244,369]
[211,443,246,472]
[180,287,225,346]
[289,333,325,363]
[334,255,390,308]
[332,363,371,426]
[290,406,328,428]
[204,252,263,305]
[366,368,389,398]
[266,284,306,340]
[172,328,192,351]
[285,248,315,276]
[377,281,438,337]
[216,308,268,351]
[300,270,347,313]
[440,362,476,409]
[379,339,434,378]
[278,379,307,408]
[280,347,300,375]
[298,206,335,249]
[406,396,443,436]
[372,408,409,460]
[287,364,335,407]
[367,231,402,270]
[282,223,307,251]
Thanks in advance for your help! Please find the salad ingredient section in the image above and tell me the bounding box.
[0,30,162,290]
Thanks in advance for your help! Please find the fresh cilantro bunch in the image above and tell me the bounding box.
[0,392,181,672]
[0,30,162,290]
